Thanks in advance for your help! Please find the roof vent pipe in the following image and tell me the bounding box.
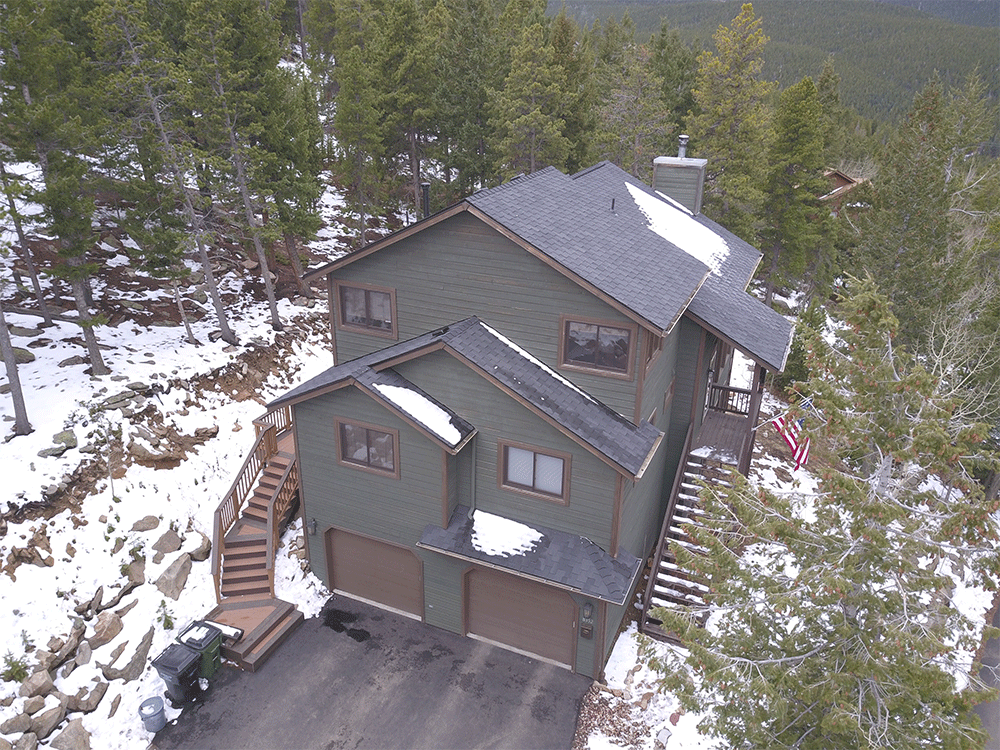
[678,134,689,159]
[420,181,430,219]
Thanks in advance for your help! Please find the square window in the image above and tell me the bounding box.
[337,283,396,337]
[500,442,569,503]
[338,420,398,476]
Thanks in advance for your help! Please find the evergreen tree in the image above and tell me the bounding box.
[688,2,774,241]
[550,7,595,174]
[648,277,1000,750]
[650,21,698,136]
[594,45,672,180]
[760,76,834,302]
[490,23,571,179]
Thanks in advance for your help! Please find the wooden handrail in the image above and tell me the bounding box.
[265,457,300,581]
[707,383,753,416]
[253,406,292,438]
[640,421,695,630]
[211,423,278,601]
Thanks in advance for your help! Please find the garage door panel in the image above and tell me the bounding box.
[466,568,575,668]
[327,529,423,617]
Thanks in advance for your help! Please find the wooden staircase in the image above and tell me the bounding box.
[210,408,304,671]
[639,438,738,641]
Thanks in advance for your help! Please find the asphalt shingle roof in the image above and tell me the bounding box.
[268,317,663,477]
[419,506,642,605]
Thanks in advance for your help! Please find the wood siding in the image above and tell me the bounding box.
[330,212,642,420]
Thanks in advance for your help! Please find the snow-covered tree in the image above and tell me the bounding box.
[647,277,1000,750]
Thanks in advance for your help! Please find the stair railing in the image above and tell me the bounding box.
[265,457,300,595]
[707,383,753,416]
[640,421,695,635]
[254,405,292,438]
[212,422,278,602]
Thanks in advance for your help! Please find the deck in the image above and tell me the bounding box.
[691,410,751,467]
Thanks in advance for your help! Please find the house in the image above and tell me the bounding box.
[821,168,864,217]
[211,159,793,678]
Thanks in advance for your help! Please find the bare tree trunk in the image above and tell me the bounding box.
[296,0,308,62]
[0,297,32,435]
[409,130,421,219]
[67,262,109,376]
[172,279,197,345]
[283,231,312,298]
[0,162,52,325]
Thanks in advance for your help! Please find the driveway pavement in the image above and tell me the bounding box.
[153,595,592,750]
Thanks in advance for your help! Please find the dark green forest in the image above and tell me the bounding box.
[554,0,1000,121]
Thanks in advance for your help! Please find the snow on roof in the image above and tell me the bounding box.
[371,382,462,446]
[471,510,543,557]
[625,182,729,276]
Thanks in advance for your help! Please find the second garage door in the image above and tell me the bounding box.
[465,567,576,668]
[326,528,423,618]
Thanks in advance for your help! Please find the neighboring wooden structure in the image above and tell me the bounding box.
[236,160,791,679]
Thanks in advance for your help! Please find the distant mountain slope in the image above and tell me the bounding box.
[555,0,999,121]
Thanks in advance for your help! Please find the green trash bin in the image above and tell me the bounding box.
[176,621,222,680]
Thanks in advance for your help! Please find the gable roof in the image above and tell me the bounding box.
[419,506,642,605]
[269,317,663,478]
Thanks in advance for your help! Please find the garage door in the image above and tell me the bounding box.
[326,528,423,618]
[465,567,576,668]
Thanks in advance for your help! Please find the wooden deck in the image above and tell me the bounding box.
[205,596,304,672]
[691,410,750,466]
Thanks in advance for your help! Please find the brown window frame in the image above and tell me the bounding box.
[663,377,676,414]
[497,440,571,505]
[558,315,637,380]
[335,280,398,339]
[335,418,400,479]
[644,330,664,372]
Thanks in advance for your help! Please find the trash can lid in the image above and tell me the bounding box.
[178,621,222,650]
[152,643,200,674]
[139,696,164,715]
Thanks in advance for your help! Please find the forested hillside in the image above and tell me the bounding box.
[555,0,1000,121]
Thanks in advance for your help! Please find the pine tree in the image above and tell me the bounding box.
[687,2,774,241]
[550,7,596,174]
[648,277,1000,750]
[650,21,698,136]
[760,76,834,302]
[490,23,571,179]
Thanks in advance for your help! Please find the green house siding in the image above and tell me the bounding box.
[332,212,642,420]
[394,349,617,548]
[418,549,465,633]
[295,387,444,591]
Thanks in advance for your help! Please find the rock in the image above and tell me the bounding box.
[152,529,182,555]
[155,553,191,600]
[13,348,35,364]
[126,382,148,392]
[107,642,128,666]
[52,430,77,449]
[0,712,30,733]
[57,355,88,368]
[13,732,37,750]
[107,694,121,718]
[19,670,53,698]
[0,736,11,750]
[126,559,145,586]
[115,599,138,618]
[89,587,104,613]
[61,661,76,679]
[75,642,92,666]
[30,703,66,740]
[66,682,107,713]
[65,542,76,558]
[9,326,41,338]
[47,637,64,653]
[37,445,68,458]
[189,532,212,562]
[50,719,91,750]
[0,694,12,707]
[130,515,160,532]
[98,626,154,683]
[88,611,123,650]
[34,651,58,673]
[23,696,45,715]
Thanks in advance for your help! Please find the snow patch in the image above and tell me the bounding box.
[371,383,463,446]
[471,510,543,557]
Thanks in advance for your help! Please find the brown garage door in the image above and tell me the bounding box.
[465,567,576,668]
[326,528,423,618]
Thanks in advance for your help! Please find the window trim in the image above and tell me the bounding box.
[644,330,664,373]
[558,315,637,380]
[497,439,571,505]
[334,280,398,339]
[335,418,400,479]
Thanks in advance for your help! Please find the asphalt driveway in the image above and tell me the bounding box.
[152,595,592,750]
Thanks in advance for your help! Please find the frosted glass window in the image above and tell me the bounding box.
[534,454,564,495]
[503,444,567,501]
[506,447,534,487]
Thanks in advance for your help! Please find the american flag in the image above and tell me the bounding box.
[772,414,810,470]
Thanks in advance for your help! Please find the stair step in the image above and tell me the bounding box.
[222,556,268,572]
[222,568,270,585]
[221,580,272,598]
[216,598,304,673]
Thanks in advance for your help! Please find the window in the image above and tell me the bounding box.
[499,441,570,503]
[645,332,663,366]
[338,420,398,477]
[337,282,396,337]
[562,318,632,375]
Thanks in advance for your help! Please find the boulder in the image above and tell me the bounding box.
[19,670,53,698]
[22,696,45,715]
[98,626,154,683]
[75,641,92,666]
[9,326,41,338]
[13,732,37,750]
[0,712,30,734]
[152,529,182,555]
[87,611,122,650]
[13,348,35,364]
[34,650,58,673]
[107,694,121,718]
[155,553,191,600]
[66,682,107,713]
[52,430,77,449]
[130,515,160,532]
[189,532,212,562]
[50,719,91,750]
[37,445,68,459]
[57,356,87,368]
[0,736,11,750]
[125,559,145,586]
[30,702,66,740]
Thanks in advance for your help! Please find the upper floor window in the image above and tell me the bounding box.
[337,281,396,338]
[338,419,399,478]
[499,441,570,504]
[645,331,663,366]
[561,317,633,376]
